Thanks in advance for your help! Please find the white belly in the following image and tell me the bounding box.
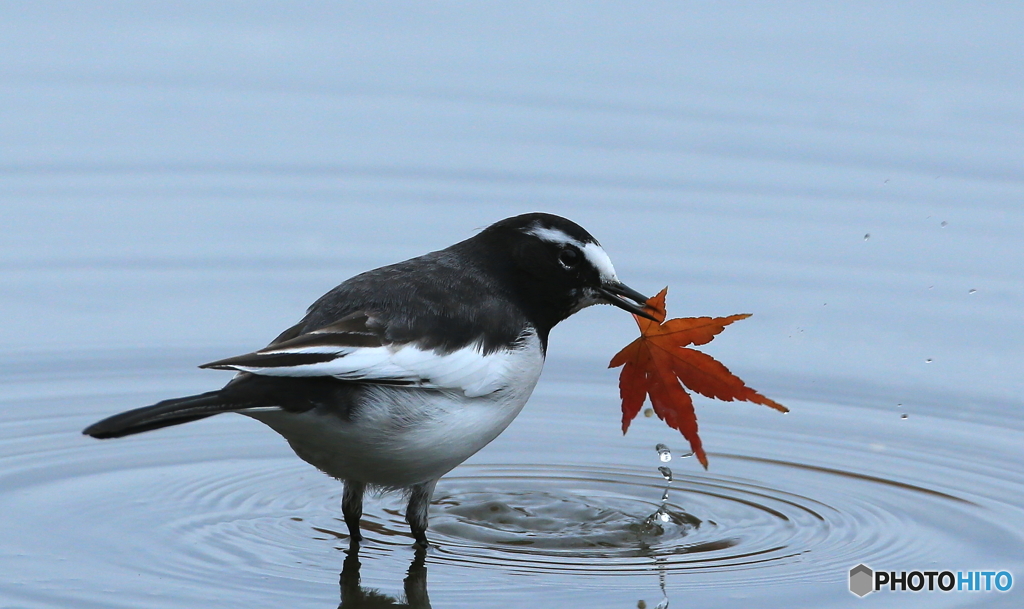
[246,334,544,488]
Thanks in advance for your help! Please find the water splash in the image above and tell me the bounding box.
[648,444,697,527]
[643,445,679,528]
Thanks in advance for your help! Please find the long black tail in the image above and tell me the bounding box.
[83,390,238,439]
[83,374,359,440]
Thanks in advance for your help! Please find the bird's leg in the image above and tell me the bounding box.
[406,479,438,548]
[342,480,365,544]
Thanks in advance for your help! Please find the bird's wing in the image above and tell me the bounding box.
[200,312,528,398]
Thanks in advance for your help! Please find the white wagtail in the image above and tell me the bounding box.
[84,212,654,547]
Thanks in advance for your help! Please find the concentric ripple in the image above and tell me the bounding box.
[415,460,991,582]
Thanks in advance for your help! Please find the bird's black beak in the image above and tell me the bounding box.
[598,281,659,321]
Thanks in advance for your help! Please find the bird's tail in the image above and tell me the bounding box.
[83,390,237,439]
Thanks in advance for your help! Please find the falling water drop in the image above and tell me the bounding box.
[642,448,677,529]
[863,233,870,241]
[968,289,977,294]
[940,221,948,227]
[925,358,933,364]
[643,408,654,418]
[901,414,908,420]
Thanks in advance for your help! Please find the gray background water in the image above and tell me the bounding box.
[2,3,1022,608]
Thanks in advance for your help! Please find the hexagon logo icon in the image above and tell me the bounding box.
[849,564,874,597]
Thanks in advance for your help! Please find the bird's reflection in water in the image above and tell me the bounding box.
[334,517,677,608]
[338,543,430,609]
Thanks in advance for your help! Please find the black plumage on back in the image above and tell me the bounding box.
[297,248,529,354]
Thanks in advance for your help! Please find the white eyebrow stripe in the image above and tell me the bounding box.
[525,225,619,283]
[526,226,578,246]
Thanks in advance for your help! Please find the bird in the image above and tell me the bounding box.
[83,212,654,548]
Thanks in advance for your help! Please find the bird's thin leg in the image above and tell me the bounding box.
[406,479,438,548]
[342,480,365,544]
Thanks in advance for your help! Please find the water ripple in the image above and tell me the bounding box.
[5,447,1006,591]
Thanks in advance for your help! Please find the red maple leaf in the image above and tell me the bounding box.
[609,287,787,469]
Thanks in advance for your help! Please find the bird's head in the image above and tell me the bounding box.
[468,213,656,332]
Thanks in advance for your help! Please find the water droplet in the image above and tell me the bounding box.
[968,289,977,294]
[655,444,671,462]
[940,221,948,227]
[901,414,908,420]
[638,601,647,609]
[925,358,933,363]
[863,233,870,241]
[643,408,654,418]
[661,488,670,502]
[658,466,673,482]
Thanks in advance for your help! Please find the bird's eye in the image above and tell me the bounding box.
[558,248,580,269]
